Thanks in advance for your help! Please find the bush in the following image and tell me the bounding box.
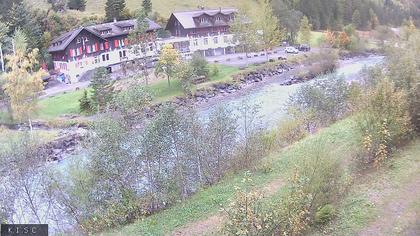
[287,75,350,131]
[277,118,307,145]
[357,79,412,166]
[223,175,275,235]
[315,204,336,225]
[210,64,219,77]
[190,53,209,77]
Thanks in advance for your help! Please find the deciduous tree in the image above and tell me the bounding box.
[155,44,180,87]
[298,15,312,44]
[2,30,45,128]
[257,0,283,61]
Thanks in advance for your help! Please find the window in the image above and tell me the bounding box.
[102,54,106,61]
[213,37,218,44]
[200,17,207,23]
[216,16,222,21]
[106,54,109,61]
[204,38,208,45]
[123,50,126,57]
[102,54,110,61]
[148,43,153,51]
[76,38,81,44]
[223,36,228,43]
[193,39,198,46]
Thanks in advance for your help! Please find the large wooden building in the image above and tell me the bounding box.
[48,8,238,81]
[48,18,161,81]
[162,8,238,56]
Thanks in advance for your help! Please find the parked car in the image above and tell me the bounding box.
[285,47,299,54]
[298,44,311,52]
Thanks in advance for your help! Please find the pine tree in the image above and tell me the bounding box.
[67,0,86,11]
[298,15,312,44]
[105,0,126,21]
[2,29,46,128]
[352,10,361,29]
[142,0,152,15]
[90,68,114,112]
[79,90,93,114]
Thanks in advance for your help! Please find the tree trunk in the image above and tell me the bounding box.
[167,75,171,87]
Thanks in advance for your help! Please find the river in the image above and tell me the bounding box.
[8,55,384,234]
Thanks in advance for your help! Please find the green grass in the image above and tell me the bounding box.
[37,89,86,119]
[106,118,362,235]
[26,0,260,18]
[0,127,59,152]
[145,64,239,103]
[321,138,420,235]
[310,31,324,47]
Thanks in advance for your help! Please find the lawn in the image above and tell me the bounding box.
[105,117,362,235]
[37,89,86,119]
[36,64,239,118]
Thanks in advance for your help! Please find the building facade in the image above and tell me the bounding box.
[162,8,238,57]
[48,8,238,81]
[48,19,161,81]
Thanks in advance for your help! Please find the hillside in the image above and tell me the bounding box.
[26,0,259,18]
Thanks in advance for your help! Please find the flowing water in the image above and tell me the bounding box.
[7,55,384,234]
[198,55,384,129]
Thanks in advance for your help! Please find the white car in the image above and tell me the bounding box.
[285,47,299,54]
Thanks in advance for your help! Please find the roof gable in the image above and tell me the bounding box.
[168,8,237,29]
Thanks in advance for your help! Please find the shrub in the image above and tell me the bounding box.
[190,53,209,77]
[210,64,219,77]
[277,118,307,145]
[223,175,275,235]
[287,75,350,131]
[357,79,412,166]
[112,85,152,119]
[315,204,336,225]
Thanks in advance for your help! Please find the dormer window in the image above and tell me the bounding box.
[77,37,89,44]
[123,26,133,31]
[216,16,222,21]
[101,30,112,35]
[200,17,208,23]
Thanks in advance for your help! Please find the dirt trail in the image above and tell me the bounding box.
[358,174,420,236]
[171,177,285,236]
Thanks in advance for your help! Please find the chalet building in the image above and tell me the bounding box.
[162,8,238,57]
[48,18,161,81]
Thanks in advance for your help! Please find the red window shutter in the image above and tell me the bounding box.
[95,43,99,51]
[114,40,119,48]
[105,42,109,49]
[69,49,73,57]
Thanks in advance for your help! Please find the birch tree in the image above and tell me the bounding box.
[2,29,45,128]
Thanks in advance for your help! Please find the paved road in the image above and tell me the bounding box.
[207,46,311,67]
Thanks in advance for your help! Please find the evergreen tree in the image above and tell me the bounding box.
[7,4,43,50]
[142,0,152,16]
[90,68,114,112]
[67,0,86,11]
[79,90,93,114]
[298,15,312,44]
[352,10,361,28]
[105,0,126,21]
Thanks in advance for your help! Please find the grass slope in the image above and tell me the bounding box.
[320,138,420,235]
[27,0,259,18]
[105,117,362,235]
